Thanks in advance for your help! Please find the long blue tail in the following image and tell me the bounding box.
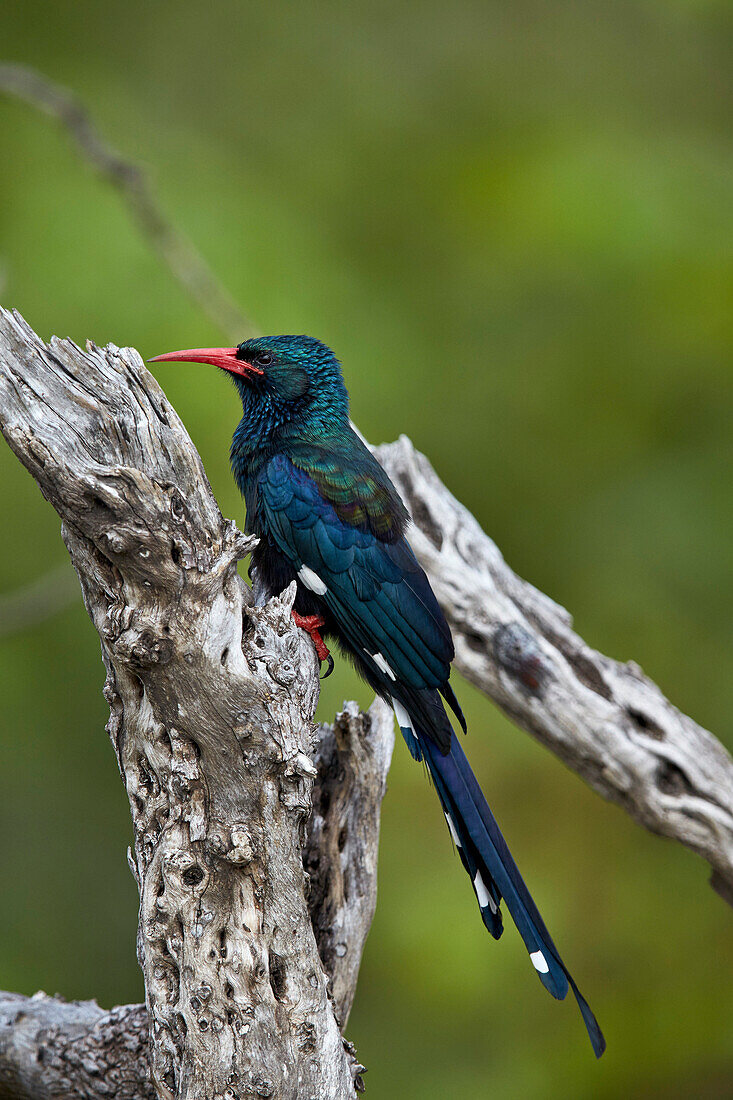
[394,698,606,1058]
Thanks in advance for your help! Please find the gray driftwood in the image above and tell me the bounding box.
[306,702,394,1031]
[376,436,733,904]
[0,307,394,1100]
[0,993,153,1100]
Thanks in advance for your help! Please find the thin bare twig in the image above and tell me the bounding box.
[0,62,255,343]
[0,62,258,637]
[0,562,78,637]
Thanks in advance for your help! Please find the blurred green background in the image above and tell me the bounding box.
[1,2,732,1096]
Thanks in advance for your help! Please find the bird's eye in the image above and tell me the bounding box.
[255,351,273,366]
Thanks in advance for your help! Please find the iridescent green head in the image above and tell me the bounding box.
[150,334,349,425]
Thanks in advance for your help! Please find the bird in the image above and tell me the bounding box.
[149,335,606,1058]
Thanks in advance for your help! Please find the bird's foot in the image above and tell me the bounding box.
[291,612,335,678]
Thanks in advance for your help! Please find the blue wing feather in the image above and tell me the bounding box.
[259,453,453,695]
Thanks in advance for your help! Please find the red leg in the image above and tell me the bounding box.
[292,612,335,677]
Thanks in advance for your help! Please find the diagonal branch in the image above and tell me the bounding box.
[377,435,733,905]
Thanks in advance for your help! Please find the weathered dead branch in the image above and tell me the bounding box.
[0,308,393,1100]
[377,436,733,905]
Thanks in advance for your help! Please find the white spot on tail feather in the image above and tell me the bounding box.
[392,698,413,733]
[444,813,461,848]
[298,565,327,595]
[473,871,498,914]
[530,950,550,974]
[371,651,396,680]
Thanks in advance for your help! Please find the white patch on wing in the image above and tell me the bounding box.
[473,870,498,914]
[297,565,327,595]
[530,950,550,974]
[371,651,396,680]
[392,697,413,733]
[444,812,461,848]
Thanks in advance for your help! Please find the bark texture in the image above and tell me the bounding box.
[306,701,394,1031]
[0,993,153,1100]
[377,435,733,903]
[0,308,394,1100]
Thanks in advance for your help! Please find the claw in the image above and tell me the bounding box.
[292,611,334,675]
